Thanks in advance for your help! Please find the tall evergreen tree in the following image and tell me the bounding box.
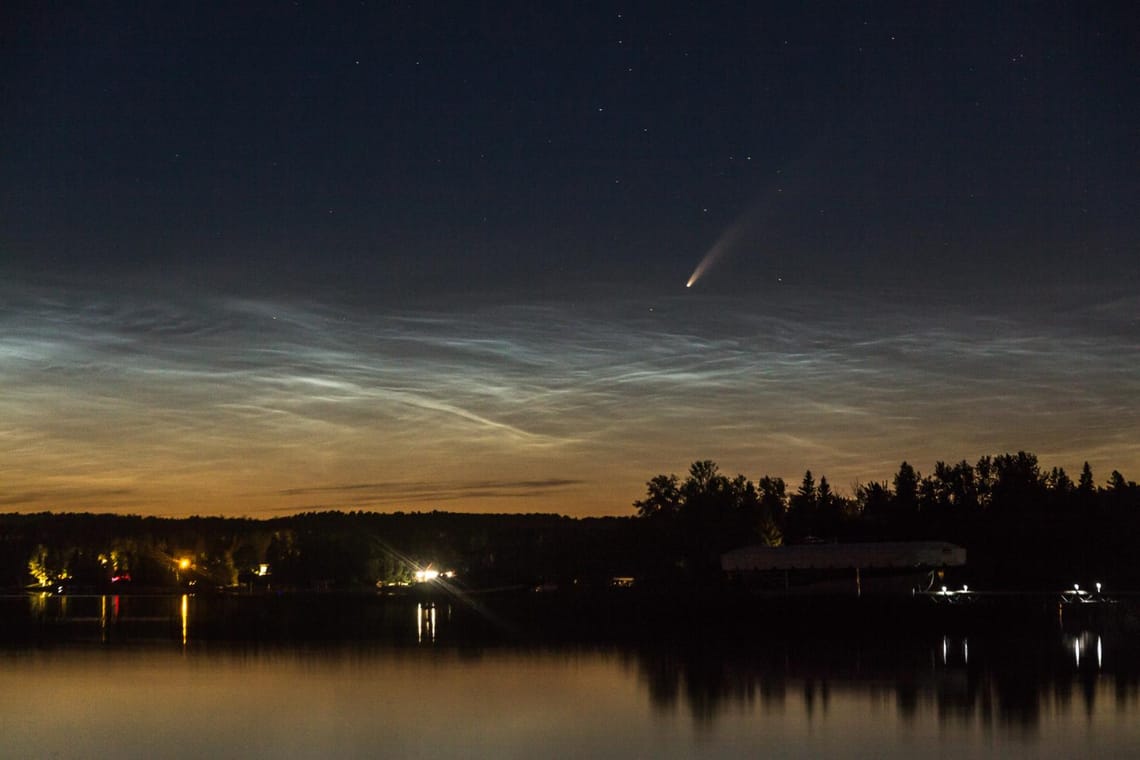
[1078,462,1095,495]
[788,470,818,540]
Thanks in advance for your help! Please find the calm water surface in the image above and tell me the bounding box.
[2,595,1139,758]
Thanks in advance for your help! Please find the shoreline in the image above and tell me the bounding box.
[4,586,1138,645]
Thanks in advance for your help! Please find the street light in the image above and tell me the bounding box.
[175,557,192,585]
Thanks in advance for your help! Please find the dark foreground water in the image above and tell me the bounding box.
[3,593,1139,758]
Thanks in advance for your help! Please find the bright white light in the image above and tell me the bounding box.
[1074,583,1080,592]
[414,568,440,582]
[1096,582,1102,593]
[961,584,968,592]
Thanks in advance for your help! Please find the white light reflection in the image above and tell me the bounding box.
[963,638,969,664]
[417,603,436,643]
[1068,632,1103,669]
[942,636,948,665]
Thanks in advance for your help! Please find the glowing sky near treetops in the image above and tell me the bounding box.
[2,278,1137,517]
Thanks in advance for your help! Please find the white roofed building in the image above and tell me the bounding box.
[721,541,967,594]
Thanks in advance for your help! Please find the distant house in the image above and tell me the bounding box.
[722,541,966,594]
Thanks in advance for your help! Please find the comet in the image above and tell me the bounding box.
[685,158,811,288]
[685,209,753,289]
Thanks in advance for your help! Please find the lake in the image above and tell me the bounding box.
[2,593,1139,758]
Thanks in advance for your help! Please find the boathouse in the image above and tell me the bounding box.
[721,541,966,594]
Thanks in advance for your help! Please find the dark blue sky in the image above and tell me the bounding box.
[6,1,1135,291]
[2,2,1138,515]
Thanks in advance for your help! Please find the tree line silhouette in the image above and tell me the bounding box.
[2,451,1137,591]
[633,452,1140,587]
[0,511,643,592]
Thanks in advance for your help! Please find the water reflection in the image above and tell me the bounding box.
[417,602,435,643]
[4,594,1140,755]
[941,635,969,665]
[625,632,1140,732]
[181,594,188,647]
[1066,631,1103,670]
[1,638,1138,759]
[10,593,192,643]
[29,590,47,617]
[104,595,122,642]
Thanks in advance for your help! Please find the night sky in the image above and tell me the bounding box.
[2,2,1137,516]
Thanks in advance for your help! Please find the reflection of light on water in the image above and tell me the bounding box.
[1067,631,1104,669]
[181,594,189,646]
[29,592,47,618]
[417,603,436,643]
[940,635,968,666]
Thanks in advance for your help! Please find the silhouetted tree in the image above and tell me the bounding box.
[1078,462,1095,495]
[680,460,731,512]
[634,473,682,519]
[1108,470,1128,491]
[677,461,740,576]
[1045,466,1073,513]
[975,455,996,510]
[787,470,817,540]
[756,475,788,540]
[892,461,920,527]
[857,481,893,525]
[990,451,1046,514]
[1104,470,1139,515]
[815,475,843,537]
